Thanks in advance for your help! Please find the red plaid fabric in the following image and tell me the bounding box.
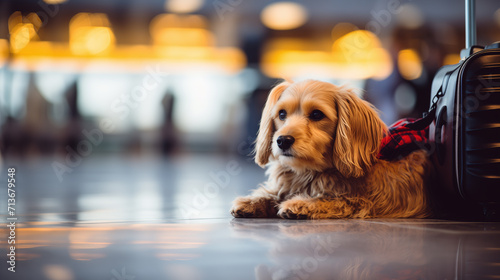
[377,118,429,161]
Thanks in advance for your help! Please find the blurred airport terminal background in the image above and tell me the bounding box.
[2,3,500,279]
[1,0,500,159]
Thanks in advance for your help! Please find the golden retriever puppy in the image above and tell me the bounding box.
[231,80,430,219]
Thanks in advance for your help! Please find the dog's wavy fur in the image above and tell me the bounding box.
[231,80,430,219]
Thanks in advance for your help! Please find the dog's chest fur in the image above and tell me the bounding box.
[266,164,365,201]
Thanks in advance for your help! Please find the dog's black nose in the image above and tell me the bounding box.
[277,135,295,150]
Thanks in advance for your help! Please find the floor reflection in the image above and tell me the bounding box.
[2,222,234,280]
[230,219,500,280]
[2,216,500,279]
[1,156,500,279]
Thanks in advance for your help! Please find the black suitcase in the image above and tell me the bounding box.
[428,0,500,217]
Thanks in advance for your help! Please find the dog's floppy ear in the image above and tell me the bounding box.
[255,81,290,167]
[333,88,387,177]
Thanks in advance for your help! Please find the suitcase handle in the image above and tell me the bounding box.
[435,107,447,165]
[466,0,476,49]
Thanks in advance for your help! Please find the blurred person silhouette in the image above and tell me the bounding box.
[160,91,177,155]
[240,76,278,160]
[238,32,274,159]
[1,116,28,158]
[63,81,83,154]
[23,72,57,156]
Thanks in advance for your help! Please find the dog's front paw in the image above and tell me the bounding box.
[278,208,309,219]
[278,199,310,219]
[230,196,276,218]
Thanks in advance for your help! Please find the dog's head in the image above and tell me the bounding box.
[255,80,387,177]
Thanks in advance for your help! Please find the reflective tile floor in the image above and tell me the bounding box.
[1,154,500,280]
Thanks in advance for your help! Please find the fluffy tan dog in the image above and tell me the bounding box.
[231,80,430,219]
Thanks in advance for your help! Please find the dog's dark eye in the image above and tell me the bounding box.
[279,109,287,121]
[309,110,325,121]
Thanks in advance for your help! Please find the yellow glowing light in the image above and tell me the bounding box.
[69,13,116,56]
[8,11,23,33]
[443,53,461,66]
[150,14,212,46]
[85,27,114,54]
[11,25,32,52]
[150,14,208,30]
[8,12,42,53]
[9,11,244,73]
[165,0,204,13]
[70,12,111,28]
[332,30,393,80]
[333,48,393,80]
[70,26,115,55]
[331,22,358,41]
[398,49,423,80]
[261,50,334,78]
[154,28,213,46]
[261,32,393,80]
[10,23,38,53]
[370,48,394,80]
[11,41,72,63]
[0,39,9,67]
[43,0,68,3]
[26,13,43,30]
[332,30,382,61]
[152,46,246,72]
[261,2,308,30]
